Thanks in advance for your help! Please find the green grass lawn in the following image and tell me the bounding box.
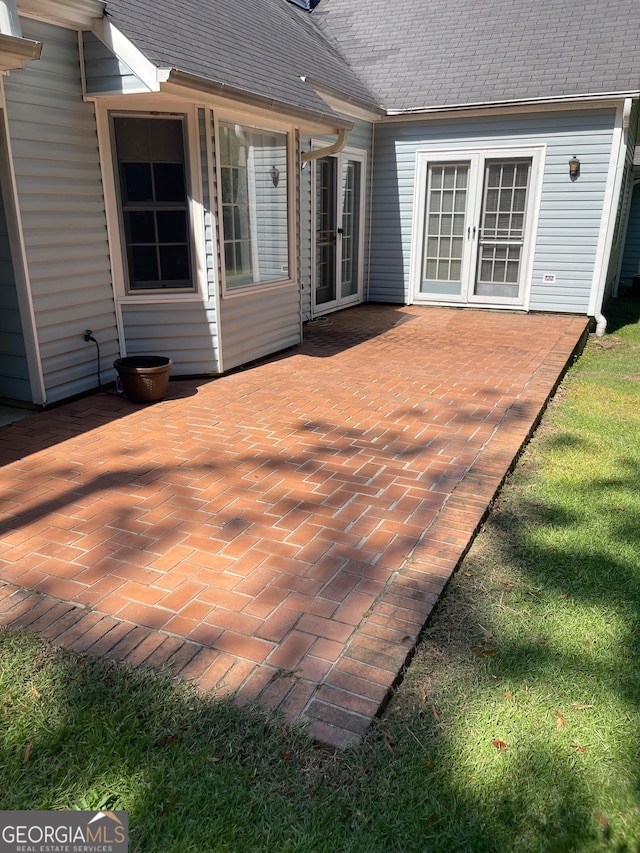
[1,299,639,853]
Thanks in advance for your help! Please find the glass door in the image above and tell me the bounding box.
[473,159,531,299]
[413,148,540,307]
[314,151,364,314]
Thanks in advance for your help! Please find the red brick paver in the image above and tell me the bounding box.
[0,306,588,748]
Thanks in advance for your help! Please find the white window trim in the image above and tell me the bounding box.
[96,99,209,304]
[214,113,297,299]
[409,145,545,310]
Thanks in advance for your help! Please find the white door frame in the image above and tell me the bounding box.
[410,145,545,309]
[311,145,366,317]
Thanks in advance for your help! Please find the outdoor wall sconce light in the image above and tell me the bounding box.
[270,165,280,187]
[569,155,580,179]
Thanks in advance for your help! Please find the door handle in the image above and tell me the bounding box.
[467,226,477,238]
[337,228,344,236]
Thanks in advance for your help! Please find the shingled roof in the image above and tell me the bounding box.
[312,0,640,112]
[103,0,378,121]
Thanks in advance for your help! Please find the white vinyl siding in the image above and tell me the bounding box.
[371,108,618,313]
[82,31,150,96]
[5,19,118,403]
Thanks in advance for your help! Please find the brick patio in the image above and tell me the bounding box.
[0,305,588,748]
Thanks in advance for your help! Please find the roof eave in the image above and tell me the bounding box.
[163,69,354,132]
[383,90,640,119]
[0,32,41,69]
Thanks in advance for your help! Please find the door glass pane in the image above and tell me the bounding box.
[315,156,337,305]
[340,159,361,298]
[420,163,468,295]
[474,159,531,298]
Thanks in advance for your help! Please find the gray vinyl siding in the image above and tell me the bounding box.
[620,182,640,286]
[0,182,29,400]
[370,108,617,314]
[300,116,373,321]
[218,282,301,371]
[5,20,118,403]
[82,31,150,95]
[118,109,220,375]
[608,99,640,294]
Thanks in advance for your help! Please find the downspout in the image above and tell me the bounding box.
[300,127,348,162]
[591,98,632,335]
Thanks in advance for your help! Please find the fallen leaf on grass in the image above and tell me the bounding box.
[421,758,433,767]
[492,739,508,751]
[279,751,294,760]
[159,795,179,816]
[31,687,41,699]
[556,709,567,730]
[206,756,221,762]
[159,735,177,746]
[482,649,497,657]
[431,705,440,722]
[425,815,435,825]
[571,704,594,710]
[23,742,32,763]
[595,813,609,827]
[570,744,588,753]
[558,593,572,599]
[504,691,514,700]
[383,733,395,755]
[502,582,515,588]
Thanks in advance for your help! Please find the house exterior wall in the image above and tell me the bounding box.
[620,182,640,286]
[82,31,149,95]
[300,116,373,321]
[0,173,29,400]
[369,107,619,314]
[607,99,640,294]
[4,19,119,404]
[110,106,220,374]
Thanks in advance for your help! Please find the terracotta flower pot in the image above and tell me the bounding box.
[113,356,173,403]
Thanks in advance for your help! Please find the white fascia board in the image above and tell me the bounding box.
[91,17,170,92]
[300,76,384,123]
[382,92,640,123]
[18,0,104,29]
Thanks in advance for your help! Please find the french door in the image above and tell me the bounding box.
[314,151,365,315]
[412,148,542,306]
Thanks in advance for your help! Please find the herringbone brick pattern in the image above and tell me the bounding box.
[0,306,588,748]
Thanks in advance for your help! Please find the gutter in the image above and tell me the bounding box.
[300,127,348,162]
[384,89,640,118]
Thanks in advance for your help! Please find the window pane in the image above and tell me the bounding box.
[219,121,288,288]
[159,245,190,280]
[121,163,153,202]
[154,163,186,202]
[130,246,158,283]
[125,211,155,243]
[157,211,188,243]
